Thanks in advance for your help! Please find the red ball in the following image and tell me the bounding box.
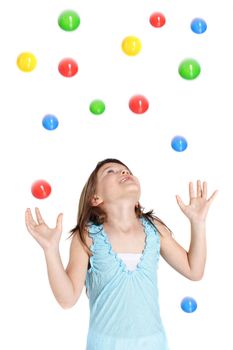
[149,12,166,28]
[129,95,149,114]
[31,180,52,199]
[58,58,78,77]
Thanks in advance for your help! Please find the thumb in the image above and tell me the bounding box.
[56,213,63,232]
[207,190,218,205]
[176,195,186,212]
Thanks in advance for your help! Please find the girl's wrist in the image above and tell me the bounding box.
[43,245,60,256]
[189,219,206,226]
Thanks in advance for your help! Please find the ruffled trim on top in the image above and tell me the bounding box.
[141,215,161,259]
[87,217,160,274]
[88,216,160,275]
[87,223,103,274]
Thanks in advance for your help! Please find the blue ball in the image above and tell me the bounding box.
[181,296,197,313]
[171,135,188,152]
[42,114,59,130]
[191,18,207,34]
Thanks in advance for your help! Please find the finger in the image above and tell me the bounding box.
[189,182,194,199]
[176,195,186,212]
[56,213,63,231]
[197,179,202,197]
[25,208,36,226]
[25,208,32,222]
[207,190,218,204]
[202,181,207,199]
[25,209,37,234]
[35,207,44,224]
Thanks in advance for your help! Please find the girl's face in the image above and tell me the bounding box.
[93,162,141,206]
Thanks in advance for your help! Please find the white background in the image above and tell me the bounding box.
[1,0,232,349]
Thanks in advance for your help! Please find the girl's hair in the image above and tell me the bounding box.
[69,158,171,254]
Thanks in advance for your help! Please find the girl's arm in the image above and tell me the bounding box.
[157,181,217,281]
[25,208,89,309]
[43,247,78,308]
[44,235,89,309]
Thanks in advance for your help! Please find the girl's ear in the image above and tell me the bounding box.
[91,195,103,207]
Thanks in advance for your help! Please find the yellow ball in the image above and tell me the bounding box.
[122,36,142,56]
[17,52,37,72]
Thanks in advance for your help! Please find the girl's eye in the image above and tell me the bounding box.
[106,169,115,173]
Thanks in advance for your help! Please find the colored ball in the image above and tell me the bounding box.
[89,100,106,115]
[17,52,37,72]
[42,114,59,130]
[58,10,80,31]
[191,18,207,34]
[129,95,149,114]
[149,12,166,28]
[31,180,52,199]
[181,297,197,313]
[171,136,188,152]
[122,36,142,56]
[178,59,201,80]
[58,58,78,77]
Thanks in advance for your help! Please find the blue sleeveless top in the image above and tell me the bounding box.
[85,216,169,350]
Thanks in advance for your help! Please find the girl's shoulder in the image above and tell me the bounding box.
[150,217,172,238]
[84,222,102,249]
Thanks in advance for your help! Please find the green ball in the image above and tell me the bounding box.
[178,59,201,80]
[89,100,106,115]
[58,10,80,31]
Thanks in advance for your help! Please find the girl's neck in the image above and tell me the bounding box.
[104,212,140,234]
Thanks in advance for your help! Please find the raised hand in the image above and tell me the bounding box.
[25,207,63,251]
[176,180,218,224]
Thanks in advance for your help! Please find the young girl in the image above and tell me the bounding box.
[25,158,217,350]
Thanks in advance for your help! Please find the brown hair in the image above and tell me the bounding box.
[69,158,171,255]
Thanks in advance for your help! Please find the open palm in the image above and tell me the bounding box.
[25,207,63,251]
[176,180,218,223]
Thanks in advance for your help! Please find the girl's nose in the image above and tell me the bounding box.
[121,169,129,175]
